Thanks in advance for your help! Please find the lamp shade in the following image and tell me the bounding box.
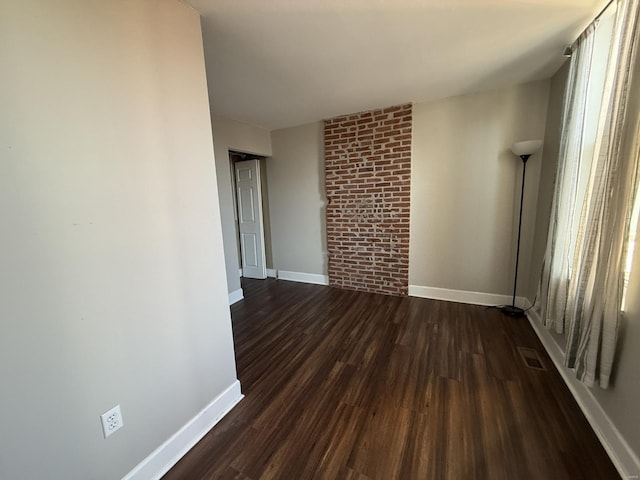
[511,140,543,157]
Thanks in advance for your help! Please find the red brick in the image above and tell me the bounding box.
[324,104,412,296]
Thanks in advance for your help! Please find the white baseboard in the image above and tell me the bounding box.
[527,309,640,479]
[408,285,528,308]
[123,380,243,480]
[238,268,242,277]
[278,270,329,285]
[228,288,244,305]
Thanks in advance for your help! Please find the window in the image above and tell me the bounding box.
[535,0,640,388]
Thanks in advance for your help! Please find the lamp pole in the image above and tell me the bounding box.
[503,154,530,317]
[502,139,541,317]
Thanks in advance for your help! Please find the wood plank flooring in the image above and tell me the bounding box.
[163,278,619,479]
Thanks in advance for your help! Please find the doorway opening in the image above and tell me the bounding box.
[229,151,272,281]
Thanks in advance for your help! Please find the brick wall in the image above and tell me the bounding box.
[324,104,412,296]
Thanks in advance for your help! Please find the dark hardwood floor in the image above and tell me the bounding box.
[163,278,619,479]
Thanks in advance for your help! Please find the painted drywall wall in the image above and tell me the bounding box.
[528,62,570,300]
[269,122,327,276]
[0,1,238,478]
[211,116,272,294]
[410,81,550,298]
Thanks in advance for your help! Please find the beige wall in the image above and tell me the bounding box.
[528,62,570,299]
[211,116,272,294]
[0,1,238,478]
[529,57,640,470]
[269,122,327,275]
[410,81,550,297]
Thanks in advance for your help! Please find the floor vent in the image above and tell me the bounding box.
[517,346,547,371]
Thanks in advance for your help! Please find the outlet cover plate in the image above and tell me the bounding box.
[100,404,123,438]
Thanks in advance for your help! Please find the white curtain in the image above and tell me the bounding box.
[536,23,597,335]
[535,0,640,388]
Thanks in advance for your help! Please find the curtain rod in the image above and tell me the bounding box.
[565,0,614,54]
[578,0,615,41]
[594,0,615,22]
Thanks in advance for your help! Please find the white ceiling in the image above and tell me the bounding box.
[186,0,607,130]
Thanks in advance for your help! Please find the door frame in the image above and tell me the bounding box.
[231,153,267,280]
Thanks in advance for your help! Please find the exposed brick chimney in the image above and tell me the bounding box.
[324,104,411,296]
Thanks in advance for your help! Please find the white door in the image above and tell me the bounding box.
[235,159,267,279]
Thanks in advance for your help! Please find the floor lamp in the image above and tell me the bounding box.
[502,139,543,317]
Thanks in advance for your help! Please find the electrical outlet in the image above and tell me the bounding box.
[100,404,123,438]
